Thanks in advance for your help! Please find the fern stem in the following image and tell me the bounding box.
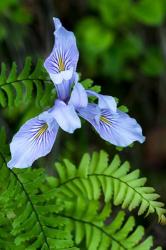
[0,153,50,250]
[57,213,128,249]
[0,78,52,87]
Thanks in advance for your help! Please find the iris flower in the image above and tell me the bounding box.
[7,18,145,169]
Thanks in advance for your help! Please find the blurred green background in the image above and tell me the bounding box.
[0,0,166,247]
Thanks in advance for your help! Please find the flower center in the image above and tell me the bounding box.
[100,116,111,125]
[58,56,65,72]
[35,123,48,139]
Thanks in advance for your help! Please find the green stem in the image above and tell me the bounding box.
[0,78,52,87]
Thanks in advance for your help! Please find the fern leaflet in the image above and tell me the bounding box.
[0,57,55,108]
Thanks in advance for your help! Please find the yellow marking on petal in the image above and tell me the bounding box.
[35,123,48,139]
[58,56,65,72]
[100,116,111,125]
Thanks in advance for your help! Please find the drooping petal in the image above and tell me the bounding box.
[69,82,88,109]
[49,100,81,133]
[78,104,101,124]
[79,104,145,147]
[44,18,79,85]
[87,90,117,112]
[7,112,59,169]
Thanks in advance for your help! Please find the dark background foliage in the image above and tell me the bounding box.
[0,0,166,247]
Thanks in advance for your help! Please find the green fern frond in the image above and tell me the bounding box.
[54,151,166,224]
[0,157,77,250]
[0,57,56,108]
[0,211,22,250]
[57,196,159,250]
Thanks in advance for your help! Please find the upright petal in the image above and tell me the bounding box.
[87,90,117,112]
[7,112,59,169]
[55,72,78,101]
[49,100,81,133]
[55,79,72,102]
[79,104,145,147]
[44,18,79,85]
[69,82,88,109]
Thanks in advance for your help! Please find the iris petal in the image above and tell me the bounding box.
[7,112,59,169]
[78,104,101,124]
[49,100,81,133]
[48,69,73,85]
[44,18,79,85]
[55,77,74,102]
[79,104,145,147]
[69,82,88,109]
[87,90,117,112]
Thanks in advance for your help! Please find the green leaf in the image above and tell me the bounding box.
[141,47,165,76]
[76,17,114,59]
[132,0,165,25]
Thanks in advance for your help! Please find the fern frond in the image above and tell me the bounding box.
[0,211,24,250]
[0,57,56,108]
[55,151,166,224]
[58,196,158,250]
[0,156,77,250]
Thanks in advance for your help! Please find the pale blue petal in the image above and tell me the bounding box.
[48,69,73,85]
[44,18,79,85]
[55,72,78,101]
[79,104,145,147]
[99,110,145,146]
[87,90,117,112]
[69,83,88,109]
[7,112,59,169]
[53,17,61,30]
[78,104,101,124]
[55,77,73,102]
[49,100,81,133]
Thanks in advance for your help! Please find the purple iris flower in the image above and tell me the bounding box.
[44,18,79,85]
[7,81,87,169]
[7,17,145,169]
